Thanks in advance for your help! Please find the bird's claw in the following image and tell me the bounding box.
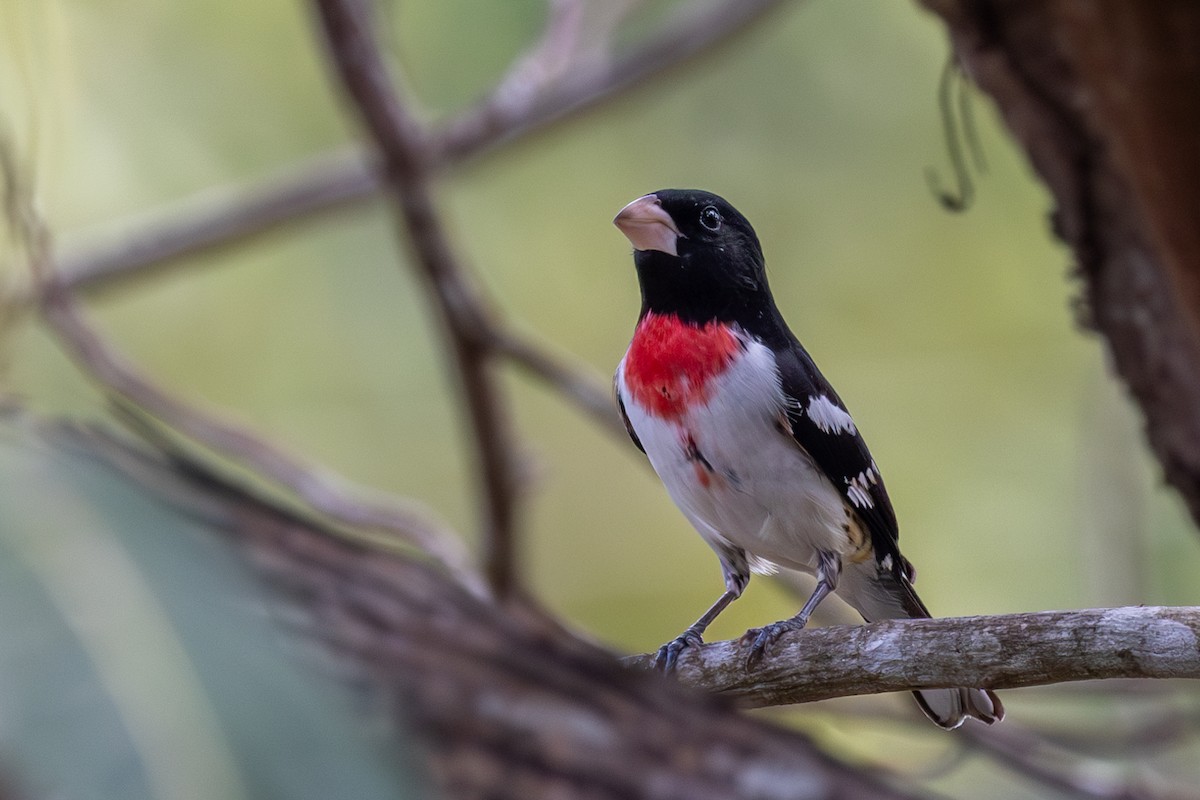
[741,618,805,669]
[653,628,704,672]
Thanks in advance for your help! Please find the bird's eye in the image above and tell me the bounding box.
[699,206,722,231]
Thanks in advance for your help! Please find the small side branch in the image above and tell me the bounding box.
[0,148,478,590]
[39,276,481,591]
[625,607,1200,706]
[312,0,524,598]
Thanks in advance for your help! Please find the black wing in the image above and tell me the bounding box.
[614,377,645,454]
[772,336,907,574]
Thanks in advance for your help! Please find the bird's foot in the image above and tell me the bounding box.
[653,627,705,672]
[741,616,808,669]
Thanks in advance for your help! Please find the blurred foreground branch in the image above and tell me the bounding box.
[625,606,1200,706]
[55,418,918,800]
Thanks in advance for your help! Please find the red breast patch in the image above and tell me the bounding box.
[624,313,741,420]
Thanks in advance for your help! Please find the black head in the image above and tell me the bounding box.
[613,189,772,325]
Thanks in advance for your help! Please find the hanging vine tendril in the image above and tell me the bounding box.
[925,55,986,212]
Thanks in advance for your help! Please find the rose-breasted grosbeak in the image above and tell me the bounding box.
[613,189,1002,729]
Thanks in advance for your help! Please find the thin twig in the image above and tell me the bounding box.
[1033,707,1200,757]
[492,330,624,436]
[813,701,1198,800]
[958,722,1197,800]
[925,56,976,212]
[436,0,793,163]
[55,150,376,295]
[44,276,482,591]
[482,0,590,116]
[313,0,524,598]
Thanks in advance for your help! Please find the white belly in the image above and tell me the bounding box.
[618,340,852,575]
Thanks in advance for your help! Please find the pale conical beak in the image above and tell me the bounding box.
[613,194,681,257]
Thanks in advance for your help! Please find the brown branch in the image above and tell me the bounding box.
[312,0,524,598]
[41,0,793,468]
[54,0,794,297]
[1,139,480,589]
[624,607,1200,705]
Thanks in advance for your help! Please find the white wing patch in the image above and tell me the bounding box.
[846,464,879,509]
[806,394,857,435]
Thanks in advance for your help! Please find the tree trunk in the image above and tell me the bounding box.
[920,0,1200,527]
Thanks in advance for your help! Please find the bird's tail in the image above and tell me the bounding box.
[913,685,1003,730]
[839,559,1004,730]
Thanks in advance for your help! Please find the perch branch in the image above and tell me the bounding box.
[313,0,524,598]
[624,607,1200,706]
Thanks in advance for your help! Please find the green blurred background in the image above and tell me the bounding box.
[3,0,1199,797]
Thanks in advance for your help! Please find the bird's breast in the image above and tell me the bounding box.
[622,312,744,421]
[617,335,853,572]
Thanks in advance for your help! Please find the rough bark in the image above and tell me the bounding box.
[625,607,1200,706]
[919,0,1200,527]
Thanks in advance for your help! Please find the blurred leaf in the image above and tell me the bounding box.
[0,414,427,800]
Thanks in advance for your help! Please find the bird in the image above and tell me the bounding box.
[612,188,1003,729]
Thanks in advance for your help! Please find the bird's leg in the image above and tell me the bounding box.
[655,553,748,672]
[653,589,739,672]
[743,550,842,667]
